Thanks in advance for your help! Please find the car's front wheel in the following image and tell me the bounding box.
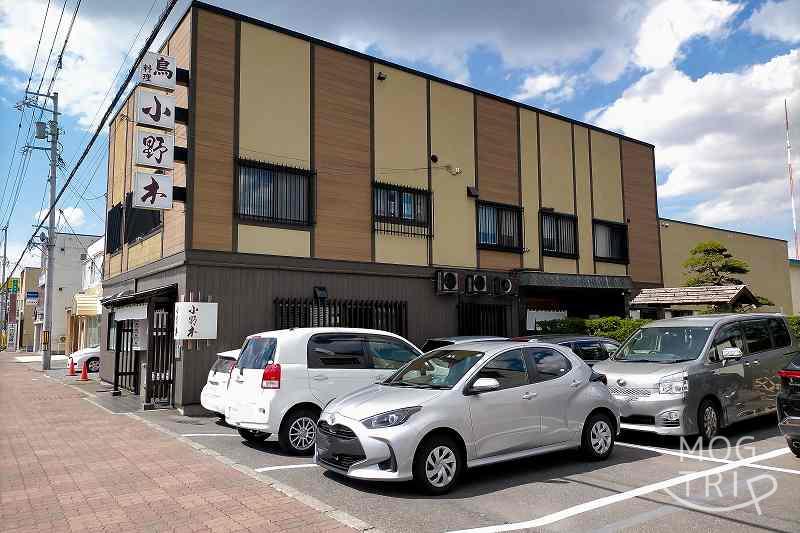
[581,412,615,460]
[413,435,463,494]
[238,428,269,443]
[279,409,319,455]
[87,357,100,373]
[698,399,721,443]
[789,439,800,458]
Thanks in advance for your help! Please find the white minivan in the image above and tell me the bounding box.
[225,328,423,455]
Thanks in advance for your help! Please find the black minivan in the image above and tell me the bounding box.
[778,354,800,457]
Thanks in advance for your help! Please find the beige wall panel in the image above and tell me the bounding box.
[544,256,578,274]
[313,46,372,261]
[596,262,627,276]
[429,82,476,268]
[591,131,624,222]
[163,204,186,257]
[520,109,540,269]
[111,114,127,205]
[127,233,162,270]
[539,115,574,214]
[239,24,310,167]
[375,234,427,266]
[660,219,792,313]
[108,253,122,278]
[192,10,236,251]
[237,224,311,257]
[574,126,593,274]
[374,66,427,188]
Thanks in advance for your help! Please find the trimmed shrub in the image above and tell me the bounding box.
[787,316,800,339]
[533,316,651,343]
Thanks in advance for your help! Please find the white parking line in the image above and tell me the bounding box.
[180,433,240,437]
[618,441,800,476]
[254,464,319,473]
[447,447,789,533]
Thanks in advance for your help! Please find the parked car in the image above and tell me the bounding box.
[513,334,620,366]
[593,314,797,440]
[225,328,423,455]
[200,348,241,417]
[70,345,100,373]
[777,354,800,457]
[316,340,619,494]
[421,336,508,352]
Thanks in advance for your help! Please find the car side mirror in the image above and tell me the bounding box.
[469,377,500,394]
[721,347,743,361]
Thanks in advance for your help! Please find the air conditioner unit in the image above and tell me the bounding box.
[436,270,459,294]
[466,274,489,295]
[494,277,514,296]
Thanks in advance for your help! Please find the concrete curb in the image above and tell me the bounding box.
[47,372,382,533]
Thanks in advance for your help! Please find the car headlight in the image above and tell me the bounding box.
[361,407,421,429]
[658,373,688,395]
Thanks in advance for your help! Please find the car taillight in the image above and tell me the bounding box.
[262,363,281,389]
[778,370,800,390]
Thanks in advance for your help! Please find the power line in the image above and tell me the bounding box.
[2,0,179,292]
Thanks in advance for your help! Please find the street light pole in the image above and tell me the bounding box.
[42,92,58,370]
[1,225,7,336]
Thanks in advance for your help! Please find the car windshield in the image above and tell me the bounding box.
[613,326,712,363]
[385,349,485,389]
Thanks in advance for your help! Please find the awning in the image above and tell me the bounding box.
[102,284,177,308]
[73,293,101,316]
[518,271,633,290]
[114,303,148,322]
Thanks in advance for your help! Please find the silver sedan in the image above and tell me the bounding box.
[315,340,620,494]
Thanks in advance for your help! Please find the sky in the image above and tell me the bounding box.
[0,0,798,279]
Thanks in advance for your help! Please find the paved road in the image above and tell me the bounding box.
[24,358,800,533]
[0,352,355,533]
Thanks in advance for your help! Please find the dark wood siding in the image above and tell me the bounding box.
[475,95,521,270]
[622,140,662,285]
[192,9,236,251]
[313,46,372,261]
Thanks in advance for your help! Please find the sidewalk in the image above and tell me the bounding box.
[0,352,354,532]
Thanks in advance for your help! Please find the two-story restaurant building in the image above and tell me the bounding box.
[100,2,662,410]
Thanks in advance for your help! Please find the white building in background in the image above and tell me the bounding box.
[66,237,105,354]
[34,232,102,354]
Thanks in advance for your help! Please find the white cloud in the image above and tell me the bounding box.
[36,206,85,228]
[513,73,577,103]
[746,0,800,43]
[592,49,800,225]
[634,0,741,70]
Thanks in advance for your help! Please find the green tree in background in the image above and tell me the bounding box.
[683,240,750,286]
[683,240,773,308]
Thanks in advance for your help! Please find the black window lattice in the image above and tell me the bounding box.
[274,298,408,338]
[373,182,431,237]
[237,160,314,226]
[477,202,523,252]
[541,211,577,258]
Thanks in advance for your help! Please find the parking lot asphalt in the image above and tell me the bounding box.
[43,364,800,533]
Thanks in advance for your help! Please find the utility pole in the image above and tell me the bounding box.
[21,90,59,370]
[1,225,7,336]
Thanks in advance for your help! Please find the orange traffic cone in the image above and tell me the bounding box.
[67,357,76,376]
[77,360,89,381]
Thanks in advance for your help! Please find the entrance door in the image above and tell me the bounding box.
[115,319,139,393]
[146,304,175,406]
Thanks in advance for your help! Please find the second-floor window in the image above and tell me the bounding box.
[373,182,431,237]
[593,220,628,263]
[237,159,314,227]
[541,210,577,258]
[477,201,523,252]
[106,203,123,254]
[125,193,162,244]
